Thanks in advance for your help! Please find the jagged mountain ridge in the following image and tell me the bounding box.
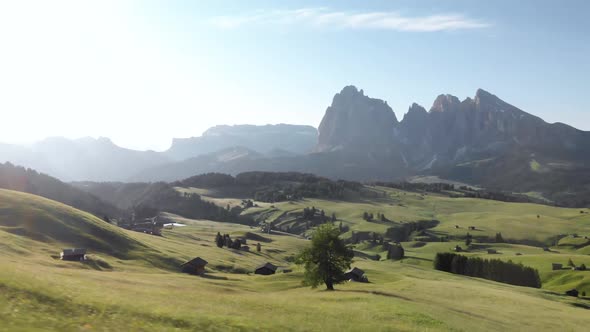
[314,85,590,204]
[396,88,590,171]
[317,86,590,168]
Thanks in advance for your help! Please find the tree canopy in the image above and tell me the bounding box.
[296,224,354,290]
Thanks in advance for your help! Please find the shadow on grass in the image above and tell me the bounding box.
[201,274,229,281]
[571,302,590,310]
[403,255,432,262]
[337,289,413,301]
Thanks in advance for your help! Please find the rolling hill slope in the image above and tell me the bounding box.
[0,189,147,259]
[0,162,122,218]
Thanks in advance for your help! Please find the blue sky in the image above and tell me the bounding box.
[0,0,588,150]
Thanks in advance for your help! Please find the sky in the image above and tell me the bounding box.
[0,0,588,151]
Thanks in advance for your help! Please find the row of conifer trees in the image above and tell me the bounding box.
[434,252,541,288]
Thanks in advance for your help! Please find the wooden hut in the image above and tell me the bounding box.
[180,257,208,275]
[255,262,278,275]
[487,249,497,254]
[552,263,563,270]
[60,248,87,261]
[344,267,367,282]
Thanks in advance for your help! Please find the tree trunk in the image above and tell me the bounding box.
[325,279,334,291]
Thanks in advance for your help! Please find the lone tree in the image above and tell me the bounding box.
[296,223,354,290]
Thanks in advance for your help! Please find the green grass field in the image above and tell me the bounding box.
[2,188,590,331]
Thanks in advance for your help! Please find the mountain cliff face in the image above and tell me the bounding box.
[166,124,318,160]
[316,86,398,153]
[396,88,590,171]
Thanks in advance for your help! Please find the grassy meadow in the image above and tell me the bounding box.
[2,188,590,331]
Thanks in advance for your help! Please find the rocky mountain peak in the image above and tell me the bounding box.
[409,103,427,114]
[430,94,461,113]
[402,103,428,123]
[339,85,364,97]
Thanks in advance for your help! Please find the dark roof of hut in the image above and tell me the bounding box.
[256,262,278,272]
[180,257,208,267]
[345,267,365,277]
[61,248,87,255]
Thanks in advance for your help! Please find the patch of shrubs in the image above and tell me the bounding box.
[434,252,541,288]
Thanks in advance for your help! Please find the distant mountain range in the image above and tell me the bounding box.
[0,124,318,182]
[2,86,589,204]
[165,124,318,160]
[0,137,169,182]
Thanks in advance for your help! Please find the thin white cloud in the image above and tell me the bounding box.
[209,8,490,32]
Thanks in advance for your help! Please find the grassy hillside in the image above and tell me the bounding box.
[187,185,590,293]
[228,185,590,245]
[0,162,121,218]
[2,188,590,331]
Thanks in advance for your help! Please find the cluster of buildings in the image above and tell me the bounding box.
[118,215,165,236]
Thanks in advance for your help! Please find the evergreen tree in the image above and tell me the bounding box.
[387,244,405,260]
[256,242,261,252]
[331,213,337,222]
[495,232,504,243]
[215,232,224,248]
[296,224,354,290]
[568,258,576,267]
[465,233,473,246]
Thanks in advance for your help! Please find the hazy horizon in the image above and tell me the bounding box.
[2,0,589,151]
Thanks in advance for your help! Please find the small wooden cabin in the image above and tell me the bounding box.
[565,289,579,297]
[344,267,367,282]
[255,262,278,275]
[487,249,497,254]
[552,263,563,270]
[181,257,208,275]
[60,248,87,261]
